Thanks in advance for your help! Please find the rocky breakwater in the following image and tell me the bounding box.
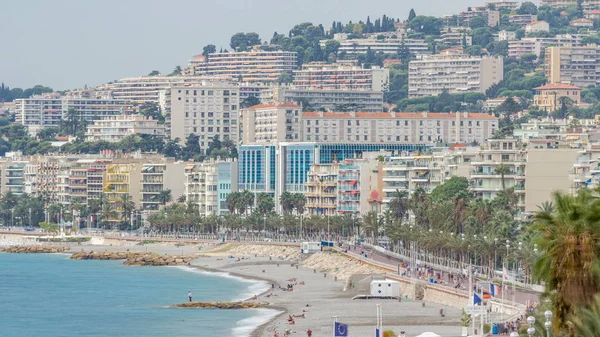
[171,301,268,309]
[71,251,195,266]
[1,246,69,253]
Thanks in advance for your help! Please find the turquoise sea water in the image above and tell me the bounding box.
[0,253,276,337]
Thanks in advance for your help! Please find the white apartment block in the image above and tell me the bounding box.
[242,102,302,144]
[86,115,165,142]
[185,50,297,83]
[292,62,390,92]
[184,160,238,216]
[13,95,130,135]
[99,76,214,104]
[541,0,600,9]
[486,0,519,10]
[525,21,550,34]
[497,30,517,42]
[272,86,384,112]
[381,154,449,206]
[408,53,504,98]
[545,45,600,88]
[508,35,583,59]
[329,37,431,57]
[301,111,498,145]
[169,83,240,151]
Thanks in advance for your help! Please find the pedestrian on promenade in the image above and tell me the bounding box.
[188,291,192,302]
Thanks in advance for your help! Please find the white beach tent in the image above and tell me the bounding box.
[414,333,441,337]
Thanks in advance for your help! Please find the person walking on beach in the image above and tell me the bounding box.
[306,328,312,337]
[188,291,192,302]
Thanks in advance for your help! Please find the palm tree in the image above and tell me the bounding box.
[226,192,240,214]
[156,189,172,206]
[537,201,554,213]
[293,193,306,215]
[280,191,295,214]
[240,190,255,215]
[573,294,600,337]
[389,190,409,220]
[118,194,135,225]
[494,164,511,190]
[532,190,600,335]
[100,203,116,228]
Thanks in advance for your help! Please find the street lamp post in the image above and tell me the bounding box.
[527,316,536,337]
[29,208,32,228]
[11,208,14,228]
[544,310,553,337]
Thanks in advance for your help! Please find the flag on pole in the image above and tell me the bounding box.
[473,293,482,305]
[490,283,496,297]
[482,290,491,300]
[335,322,349,337]
[375,328,381,337]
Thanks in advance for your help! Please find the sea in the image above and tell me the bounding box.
[0,253,278,337]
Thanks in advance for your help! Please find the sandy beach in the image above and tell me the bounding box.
[1,235,467,337]
[193,245,464,337]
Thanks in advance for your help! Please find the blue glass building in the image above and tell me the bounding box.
[239,142,429,211]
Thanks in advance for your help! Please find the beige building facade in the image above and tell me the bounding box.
[545,45,600,88]
[86,115,165,142]
[242,102,301,144]
[408,53,504,98]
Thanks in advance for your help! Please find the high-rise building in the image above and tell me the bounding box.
[185,50,297,83]
[184,160,238,216]
[292,62,389,91]
[329,37,431,57]
[98,75,214,104]
[169,83,240,151]
[242,102,302,144]
[408,52,504,98]
[545,45,600,88]
[13,95,131,135]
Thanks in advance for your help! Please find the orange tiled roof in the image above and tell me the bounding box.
[248,102,299,110]
[571,18,593,23]
[534,83,582,90]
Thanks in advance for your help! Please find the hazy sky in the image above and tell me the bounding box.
[1,0,482,90]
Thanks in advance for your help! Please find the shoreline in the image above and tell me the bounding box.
[1,237,466,337]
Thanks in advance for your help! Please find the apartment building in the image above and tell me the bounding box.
[381,154,449,206]
[140,163,187,212]
[486,0,519,10]
[301,111,498,145]
[458,8,500,27]
[305,156,380,216]
[408,53,504,98]
[508,39,542,59]
[292,62,390,91]
[98,75,213,104]
[525,21,550,34]
[540,0,600,9]
[497,30,517,42]
[533,83,582,112]
[509,14,536,26]
[330,37,431,57]
[184,160,238,216]
[238,142,425,211]
[0,159,28,196]
[86,115,165,142]
[508,35,583,59]
[185,50,297,83]
[169,83,240,151]
[470,139,527,213]
[569,144,600,192]
[13,95,130,135]
[440,27,473,46]
[242,102,302,144]
[545,45,600,88]
[272,86,384,112]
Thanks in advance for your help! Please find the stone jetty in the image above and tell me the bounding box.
[1,246,69,253]
[171,301,268,309]
[71,251,194,266]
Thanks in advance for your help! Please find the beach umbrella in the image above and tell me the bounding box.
[414,333,441,337]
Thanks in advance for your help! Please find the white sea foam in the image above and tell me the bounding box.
[231,308,282,337]
[172,266,270,301]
